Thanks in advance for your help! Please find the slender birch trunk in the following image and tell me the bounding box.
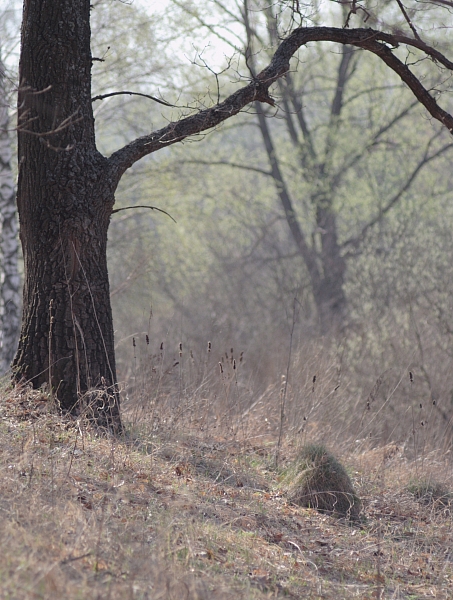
[0,56,20,374]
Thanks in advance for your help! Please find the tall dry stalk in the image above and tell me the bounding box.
[275,297,299,468]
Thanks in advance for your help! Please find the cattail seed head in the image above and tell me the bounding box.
[409,371,414,383]
[233,359,236,370]
[160,342,164,350]
[219,362,223,374]
[146,334,149,345]
[312,374,317,393]
[133,337,136,347]
[208,341,211,352]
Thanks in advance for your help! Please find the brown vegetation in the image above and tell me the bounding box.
[284,444,361,519]
[0,374,452,599]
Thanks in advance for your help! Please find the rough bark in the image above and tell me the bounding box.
[14,0,120,429]
[0,56,20,373]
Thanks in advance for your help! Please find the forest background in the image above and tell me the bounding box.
[1,0,453,448]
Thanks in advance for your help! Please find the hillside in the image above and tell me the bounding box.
[0,386,452,599]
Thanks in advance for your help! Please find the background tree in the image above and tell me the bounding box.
[0,54,20,374]
[0,8,20,375]
[168,0,453,332]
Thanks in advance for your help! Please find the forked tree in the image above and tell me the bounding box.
[14,0,453,430]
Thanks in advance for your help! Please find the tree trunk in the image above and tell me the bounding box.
[255,102,346,333]
[13,0,121,430]
[313,204,347,333]
[0,56,20,373]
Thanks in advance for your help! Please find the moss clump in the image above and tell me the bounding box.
[284,444,361,519]
[407,480,452,507]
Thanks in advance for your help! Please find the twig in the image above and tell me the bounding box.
[91,90,177,107]
[111,205,176,223]
[395,0,421,41]
[275,297,299,468]
[60,552,92,565]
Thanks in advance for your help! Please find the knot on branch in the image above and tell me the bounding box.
[253,80,275,107]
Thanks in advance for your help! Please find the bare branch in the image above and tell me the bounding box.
[110,204,176,223]
[92,90,177,107]
[255,100,320,284]
[172,0,243,51]
[428,0,453,7]
[394,0,421,41]
[284,72,317,161]
[107,27,453,186]
[381,32,453,69]
[330,99,419,189]
[342,142,453,251]
[178,159,273,177]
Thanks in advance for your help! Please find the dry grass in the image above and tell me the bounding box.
[284,444,361,520]
[0,382,452,600]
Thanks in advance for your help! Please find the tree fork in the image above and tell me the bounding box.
[108,26,453,179]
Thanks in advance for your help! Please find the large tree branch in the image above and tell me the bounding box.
[319,45,356,179]
[329,99,419,191]
[284,72,317,162]
[330,46,355,119]
[107,27,453,186]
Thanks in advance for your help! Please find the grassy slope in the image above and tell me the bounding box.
[0,389,452,599]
